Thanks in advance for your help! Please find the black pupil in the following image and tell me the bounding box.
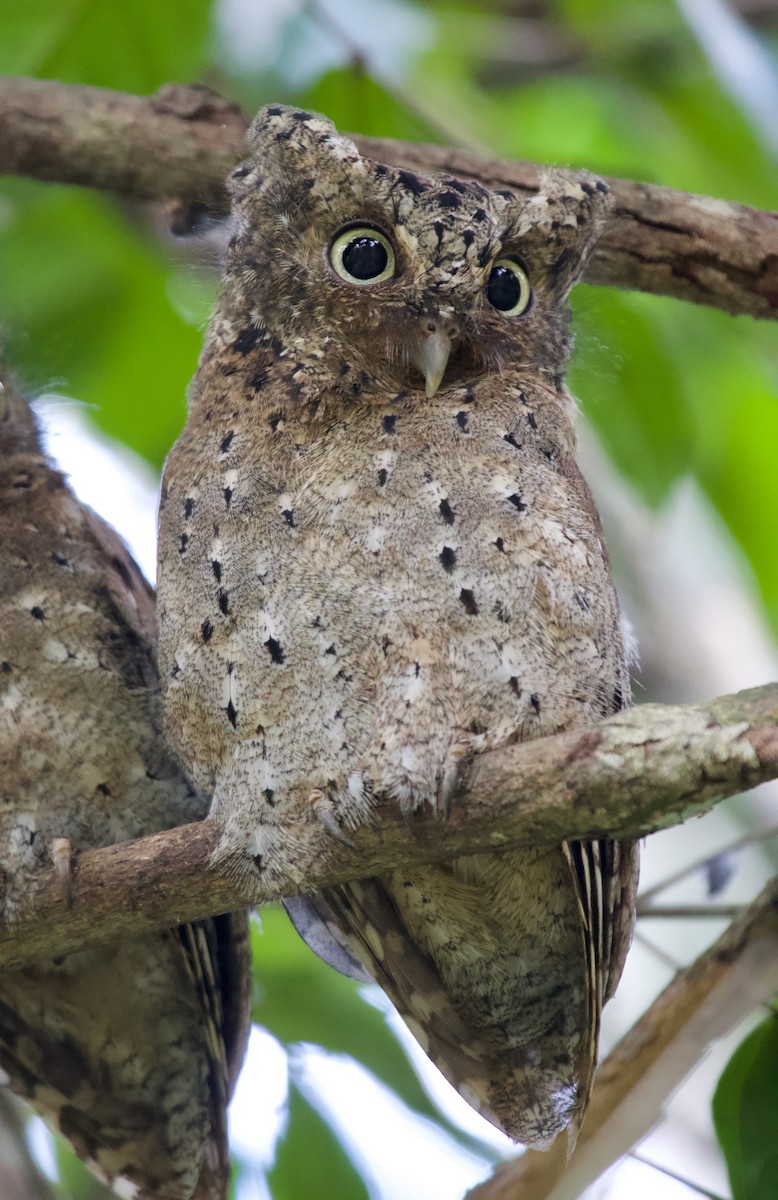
[341,235,388,280]
[486,264,522,311]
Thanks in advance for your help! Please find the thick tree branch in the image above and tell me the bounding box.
[0,75,775,320]
[0,76,248,216]
[1,682,777,972]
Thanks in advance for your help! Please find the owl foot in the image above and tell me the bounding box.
[50,837,73,907]
[438,735,480,817]
[309,789,356,849]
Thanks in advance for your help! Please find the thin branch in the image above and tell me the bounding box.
[638,904,743,919]
[1,682,777,971]
[629,1152,727,1200]
[0,76,775,319]
[636,822,778,908]
[634,929,685,972]
[466,874,778,1200]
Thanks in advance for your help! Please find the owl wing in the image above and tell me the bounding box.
[177,912,252,1199]
[296,878,582,1148]
[562,837,638,1137]
[0,378,251,1199]
[0,920,249,1200]
[290,839,637,1150]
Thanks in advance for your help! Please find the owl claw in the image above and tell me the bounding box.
[438,739,475,817]
[50,837,73,908]
[309,790,356,849]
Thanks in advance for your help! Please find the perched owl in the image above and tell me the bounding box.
[0,375,251,1199]
[157,105,638,1148]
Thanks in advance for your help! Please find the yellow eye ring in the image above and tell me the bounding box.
[329,226,396,285]
[485,259,532,316]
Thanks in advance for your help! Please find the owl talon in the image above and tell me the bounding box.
[50,837,73,908]
[439,736,481,817]
[309,790,356,849]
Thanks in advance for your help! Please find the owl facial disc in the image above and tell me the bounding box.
[410,330,452,398]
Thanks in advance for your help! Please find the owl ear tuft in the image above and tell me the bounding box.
[247,104,360,170]
[515,169,612,298]
[231,104,364,203]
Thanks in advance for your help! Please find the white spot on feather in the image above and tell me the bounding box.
[407,990,435,1022]
[324,477,357,502]
[2,684,23,711]
[113,1176,139,1199]
[15,589,47,613]
[173,637,198,672]
[373,449,396,472]
[367,526,386,553]
[42,639,69,663]
[401,744,420,772]
[221,668,237,709]
[347,772,364,801]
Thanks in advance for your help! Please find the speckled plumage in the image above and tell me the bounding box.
[0,383,250,1199]
[157,105,638,1147]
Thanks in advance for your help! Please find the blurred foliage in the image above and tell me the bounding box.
[1,0,776,620]
[1,0,777,1196]
[0,0,212,91]
[267,1080,372,1200]
[55,1135,116,1200]
[713,1012,778,1200]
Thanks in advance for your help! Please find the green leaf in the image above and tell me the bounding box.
[570,287,694,507]
[1,0,212,92]
[712,1014,778,1200]
[299,67,443,143]
[267,1079,370,1200]
[571,286,778,631]
[0,179,202,468]
[54,1131,114,1198]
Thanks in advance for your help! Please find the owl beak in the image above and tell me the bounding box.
[410,331,452,398]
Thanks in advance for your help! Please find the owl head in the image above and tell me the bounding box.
[224,105,611,397]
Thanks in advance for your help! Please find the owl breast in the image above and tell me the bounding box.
[160,369,622,827]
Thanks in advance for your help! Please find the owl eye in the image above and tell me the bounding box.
[329,226,396,285]
[485,259,531,316]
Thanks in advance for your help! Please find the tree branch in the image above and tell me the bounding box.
[466,874,778,1200]
[1,682,777,971]
[0,75,775,320]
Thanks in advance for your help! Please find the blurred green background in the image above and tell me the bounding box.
[2,0,777,625]
[1,2,777,1198]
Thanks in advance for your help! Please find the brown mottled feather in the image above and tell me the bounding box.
[0,378,250,1198]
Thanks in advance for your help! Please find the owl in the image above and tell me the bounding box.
[0,377,250,1199]
[157,104,638,1148]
